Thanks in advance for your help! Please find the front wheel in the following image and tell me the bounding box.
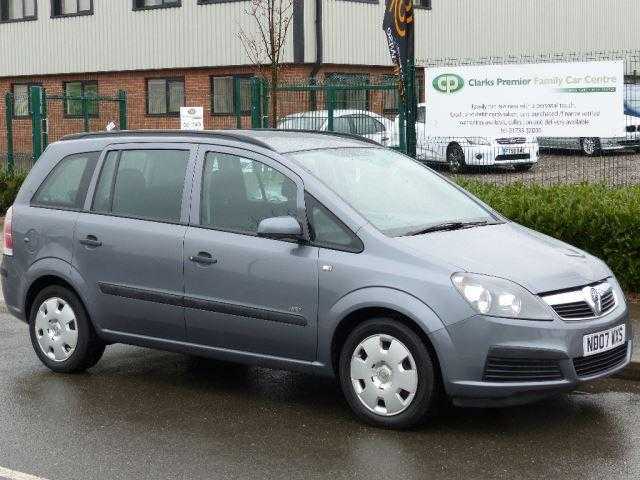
[339,319,438,429]
[29,286,105,373]
[447,144,466,173]
[581,137,601,156]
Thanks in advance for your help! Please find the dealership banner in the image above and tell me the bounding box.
[382,0,414,98]
[424,61,626,138]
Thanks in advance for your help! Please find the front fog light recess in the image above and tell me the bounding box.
[452,273,551,320]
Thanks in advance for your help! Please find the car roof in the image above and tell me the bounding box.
[59,129,379,154]
[280,110,385,119]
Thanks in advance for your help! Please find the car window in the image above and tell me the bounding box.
[201,152,297,234]
[92,151,119,213]
[32,151,99,210]
[333,117,353,134]
[417,107,426,124]
[349,115,385,135]
[91,149,189,223]
[306,194,363,253]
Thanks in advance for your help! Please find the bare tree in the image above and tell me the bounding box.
[238,0,294,127]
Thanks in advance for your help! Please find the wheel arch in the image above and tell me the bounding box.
[330,307,443,379]
[325,288,446,376]
[22,259,93,323]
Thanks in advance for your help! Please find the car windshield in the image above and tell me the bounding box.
[288,147,497,237]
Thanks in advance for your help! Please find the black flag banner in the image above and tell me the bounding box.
[382,0,415,98]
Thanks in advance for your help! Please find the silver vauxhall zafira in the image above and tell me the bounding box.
[1,130,632,429]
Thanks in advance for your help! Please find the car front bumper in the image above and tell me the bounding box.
[600,137,640,151]
[429,303,632,407]
[464,143,540,166]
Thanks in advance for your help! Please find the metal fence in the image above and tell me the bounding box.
[250,74,412,154]
[420,50,640,187]
[2,86,127,173]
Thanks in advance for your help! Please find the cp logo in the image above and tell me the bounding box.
[433,74,465,94]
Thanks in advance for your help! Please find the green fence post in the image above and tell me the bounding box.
[251,77,261,128]
[397,85,407,154]
[233,77,241,129]
[82,92,89,132]
[4,93,14,173]
[405,60,417,158]
[30,85,43,163]
[326,85,336,132]
[261,78,269,128]
[118,90,128,130]
[41,89,48,151]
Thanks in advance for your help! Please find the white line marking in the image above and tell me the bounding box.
[0,466,49,480]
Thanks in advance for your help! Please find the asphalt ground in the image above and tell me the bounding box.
[1,310,640,480]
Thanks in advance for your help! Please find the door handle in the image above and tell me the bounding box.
[79,235,102,248]
[189,252,218,265]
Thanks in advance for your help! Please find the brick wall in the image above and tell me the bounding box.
[0,63,397,168]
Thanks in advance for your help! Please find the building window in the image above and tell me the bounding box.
[326,73,370,111]
[211,76,252,116]
[12,83,39,118]
[414,0,432,9]
[0,0,37,22]
[147,78,185,116]
[51,0,92,17]
[133,0,180,10]
[64,81,99,117]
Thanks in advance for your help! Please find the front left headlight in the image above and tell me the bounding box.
[451,273,553,320]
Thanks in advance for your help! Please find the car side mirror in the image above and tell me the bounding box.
[257,216,303,240]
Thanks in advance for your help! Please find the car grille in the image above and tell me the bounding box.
[541,281,617,320]
[483,356,564,383]
[496,137,526,144]
[573,343,628,378]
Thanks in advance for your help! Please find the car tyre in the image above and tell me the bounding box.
[339,318,439,429]
[29,285,106,374]
[580,137,601,156]
[447,143,467,173]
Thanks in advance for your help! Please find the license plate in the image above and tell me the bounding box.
[583,325,626,357]
[503,147,525,155]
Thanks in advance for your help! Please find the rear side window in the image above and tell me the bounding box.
[91,149,189,223]
[32,152,99,210]
[306,194,363,253]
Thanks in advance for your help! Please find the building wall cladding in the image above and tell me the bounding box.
[0,64,397,158]
[2,1,640,78]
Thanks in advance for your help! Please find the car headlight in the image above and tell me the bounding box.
[465,137,491,146]
[451,273,553,320]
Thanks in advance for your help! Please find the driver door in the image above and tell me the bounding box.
[183,146,319,361]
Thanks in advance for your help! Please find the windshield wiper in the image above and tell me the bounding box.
[405,220,491,236]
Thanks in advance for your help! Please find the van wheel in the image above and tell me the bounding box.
[447,144,466,173]
[338,318,438,429]
[29,286,105,373]
[581,138,601,156]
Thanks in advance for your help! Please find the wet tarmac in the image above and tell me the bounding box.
[1,312,640,480]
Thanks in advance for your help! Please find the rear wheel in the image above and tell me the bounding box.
[581,137,601,156]
[29,286,105,373]
[339,318,438,429]
[447,143,466,173]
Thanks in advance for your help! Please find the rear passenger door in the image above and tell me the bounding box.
[73,144,196,341]
[183,147,319,361]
